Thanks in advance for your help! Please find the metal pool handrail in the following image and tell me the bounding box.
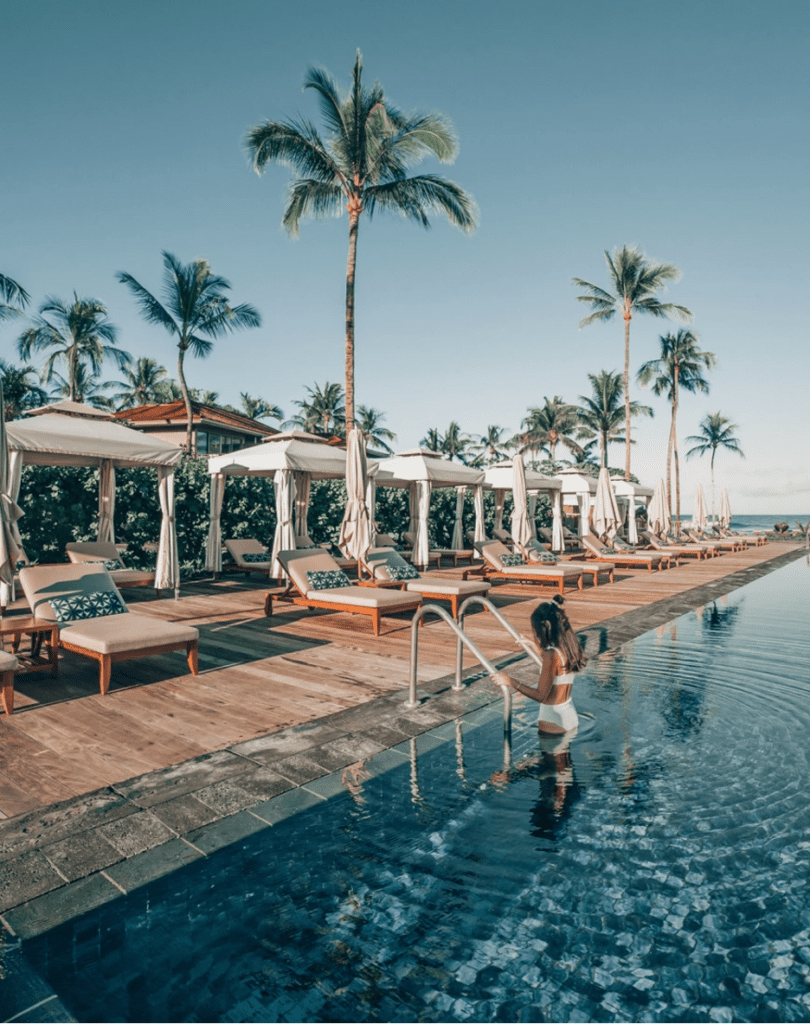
[405,597,544,713]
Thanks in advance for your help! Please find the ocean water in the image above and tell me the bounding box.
[676,513,809,533]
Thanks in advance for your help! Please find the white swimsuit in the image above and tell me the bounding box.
[537,647,578,732]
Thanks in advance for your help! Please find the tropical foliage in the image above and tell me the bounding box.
[110,357,169,409]
[117,252,261,450]
[245,50,477,432]
[469,425,513,467]
[576,370,653,469]
[356,404,396,453]
[287,381,346,436]
[0,274,30,323]
[239,393,284,422]
[686,412,744,523]
[573,245,692,480]
[0,360,47,419]
[515,396,583,469]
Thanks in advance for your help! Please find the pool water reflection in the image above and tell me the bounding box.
[24,558,810,1023]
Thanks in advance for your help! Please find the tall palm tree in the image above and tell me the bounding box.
[117,253,261,451]
[245,51,477,433]
[111,357,169,409]
[573,244,692,480]
[469,425,513,467]
[516,396,582,469]
[356,405,396,453]
[638,330,715,530]
[0,360,47,419]
[576,370,653,470]
[287,381,346,436]
[240,393,284,422]
[0,274,30,323]
[17,293,129,402]
[441,421,472,463]
[48,362,114,409]
[685,413,744,524]
[420,427,443,453]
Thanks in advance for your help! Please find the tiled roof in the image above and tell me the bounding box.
[113,401,279,436]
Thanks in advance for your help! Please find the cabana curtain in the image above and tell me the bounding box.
[451,486,466,550]
[414,479,431,569]
[293,471,311,539]
[551,490,564,552]
[155,466,179,594]
[205,472,226,573]
[98,460,116,545]
[271,470,296,578]
[474,485,485,543]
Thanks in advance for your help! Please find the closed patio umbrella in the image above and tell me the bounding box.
[338,428,372,562]
[691,484,708,533]
[593,468,621,544]
[0,383,22,607]
[719,488,731,530]
[510,455,532,551]
[648,479,671,537]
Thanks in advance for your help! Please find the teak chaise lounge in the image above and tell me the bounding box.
[19,563,199,695]
[362,547,491,618]
[639,530,710,560]
[684,528,742,552]
[464,540,586,595]
[401,532,473,568]
[66,541,158,591]
[223,538,273,575]
[517,539,615,586]
[267,548,423,635]
[578,532,671,572]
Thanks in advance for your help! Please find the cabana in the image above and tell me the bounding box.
[484,462,564,551]
[375,449,486,569]
[206,430,375,578]
[6,412,185,597]
[555,468,599,539]
[611,480,654,544]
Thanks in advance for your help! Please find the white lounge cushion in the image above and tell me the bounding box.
[60,613,198,656]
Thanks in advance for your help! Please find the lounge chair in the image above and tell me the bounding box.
[517,538,615,586]
[222,538,273,575]
[578,532,671,572]
[464,540,586,595]
[362,547,491,618]
[18,563,199,696]
[268,548,423,636]
[65,541,158,592]
[298,533,357,575]
[640,529,710,560]
[0,650,18,715]
[538,526,585,552]
[685,528,743,552]
[712,525,765,547]
[401,532,473,567]
[492,528,515,550]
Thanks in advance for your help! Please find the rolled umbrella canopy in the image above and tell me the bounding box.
[691,484,708,533]
[271,469,297,578]
[648,479,671,537]
[719,488,731,530]
[338,428,372,562]
[593,468,621,544]
[510,455,532,551]
[0,382,22,606]
[451,486,466,550]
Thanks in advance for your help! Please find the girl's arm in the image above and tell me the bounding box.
[494,649,557,704]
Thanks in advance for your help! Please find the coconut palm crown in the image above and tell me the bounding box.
[1,274,30,323]
[685,412,744,524]
[577,369,653,470]
[245,50,478,433]
[573,245,692,480]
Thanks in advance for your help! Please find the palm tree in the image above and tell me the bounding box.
[110,357,169,409]
[577,370,653,470]
[287,381,346,436]
[48,362,115,409]
[441,421,472,463]
[240,393,284,422]
[573,244,692,480]
[17,293,129,402]
[469,425,513,467]
[0,360,47,419]
[356,405,396,453]
[638,330,715,530]
[685,413,744,525]
[245,51,477,433]
[516,397,583,469]
[0,274,30,323]
[420,427,443,453]
[118,252,261,451]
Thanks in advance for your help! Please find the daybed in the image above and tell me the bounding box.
[362,547,491,618]
[19,563,199,695]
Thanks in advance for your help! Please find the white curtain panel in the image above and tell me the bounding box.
[156,466,179,594]
[578,491,591,537]
[510,455,531,550]
[414,479,431,569]
[594,468,621,543]
[451,486,466,550]
[527,492,538,541]
[338,428,372,562]
[293,471,311,538]
[365,475,377,549]
[552,490,564,552]
[97,460,116,545]
[205,472,226,572]
[0,386,22,604]
[473,485,485,543]
[408,482,418,537]
[271,469,297,578]
[8,450,27,563]
[627,497,638,545]
[493,489,505,533]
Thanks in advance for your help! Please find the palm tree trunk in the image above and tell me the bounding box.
[710,451,716,526]
[673,435,681,537]
[666,363,679,517]
[69,348,77,402]
[177,349,194,453]
[623,313,632,481]
[344,202,361,434]
[601,428,608,468]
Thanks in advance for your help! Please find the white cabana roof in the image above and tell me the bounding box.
[8,414,185,468]
[485,462,561,492]
[26,400,111,419]
[207,430,363,480]
[555,468,599,496]
[376,449,485,488]
[612,480,654,500]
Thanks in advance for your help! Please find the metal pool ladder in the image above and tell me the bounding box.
[405,597,545,720]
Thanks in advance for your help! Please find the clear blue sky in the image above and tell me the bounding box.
[2,0,808,513]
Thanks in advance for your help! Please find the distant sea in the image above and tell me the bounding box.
[702,513,810,532]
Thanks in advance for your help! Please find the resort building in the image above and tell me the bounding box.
[112,400,279,456]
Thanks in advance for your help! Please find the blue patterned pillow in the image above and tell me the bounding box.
[306,569,351,591]
[601,547,617,555]
[539,552,557,564]
[387,562,420,581]
[89,558,123,571]
[50,591,127,624]
[612,538,634,551]
[242,552,269,563]
[500,553,525,567]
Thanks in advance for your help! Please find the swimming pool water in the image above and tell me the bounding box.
[23,557,810,1023]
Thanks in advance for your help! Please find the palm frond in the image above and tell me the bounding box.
[245,118,341,184]
[365,175,478,232]
[117,272,178,335]
[303,65,347,140]
[282,180,345,236]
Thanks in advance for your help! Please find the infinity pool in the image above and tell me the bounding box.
[23,557,810,1022]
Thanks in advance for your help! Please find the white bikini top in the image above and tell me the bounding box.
[550,647,575,686]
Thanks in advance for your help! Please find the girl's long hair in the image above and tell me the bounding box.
[530,595,587,671]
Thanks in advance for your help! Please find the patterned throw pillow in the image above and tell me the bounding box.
[500,553,525,567]
[305,569,352,591]
[89,558,123,571]
[50,591,127,624]
[612,539,635,551]
[387,562,420,581]
[539,552,557,564]
[242,552,269,563]
[600,547,618,555]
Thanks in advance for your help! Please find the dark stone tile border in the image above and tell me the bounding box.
[0,546,804,1022]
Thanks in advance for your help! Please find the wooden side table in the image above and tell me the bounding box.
[0,616,59,677]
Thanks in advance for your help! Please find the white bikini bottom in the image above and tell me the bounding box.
[537,699,578,732]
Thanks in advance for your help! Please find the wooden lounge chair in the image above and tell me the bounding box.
[464,540,586,595]
[223,538,273,575]
[18,563,199,696]
[362,548,491,618]
[267,548,423,636]
[0,650,18,715]
[298,533,357,575]
[685,528,742,552]
[401,532,472,567]
[537,526,585,552]
[712,525,765,546]
[517,539,615,586]
[640,529,710,560]
[492,528,515,550]
[578,532,671,572]
[66,541,158,592]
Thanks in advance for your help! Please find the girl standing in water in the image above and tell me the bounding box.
[502,595,587,734]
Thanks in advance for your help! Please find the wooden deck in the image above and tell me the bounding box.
[0,543,798,820]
